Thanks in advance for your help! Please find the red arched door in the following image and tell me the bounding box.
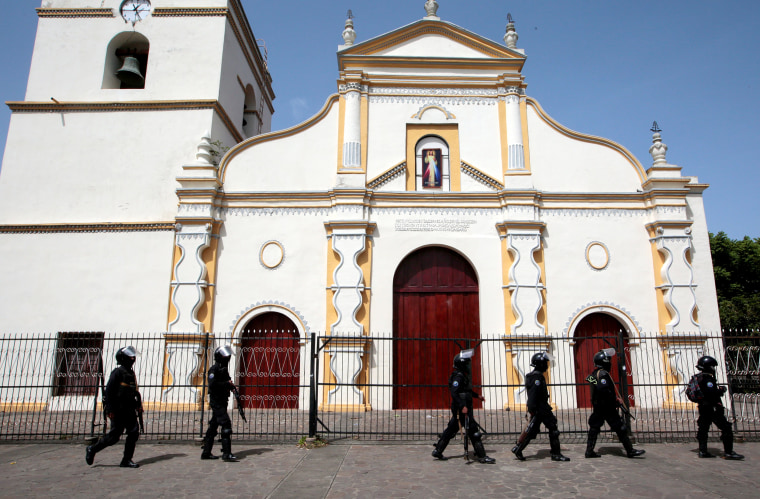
[238,312,300,409]
[393,247,481,409]
[573,313,635,408]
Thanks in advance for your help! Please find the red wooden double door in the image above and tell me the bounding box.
[393,247,482,409]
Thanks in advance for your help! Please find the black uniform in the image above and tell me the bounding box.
[585,367,643,458]
[85,364,140,467]
[511,368,568,461]
[202,359,237,461]
[432,358,494,463]
[695,372,736,457]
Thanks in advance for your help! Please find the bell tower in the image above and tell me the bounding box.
[0,1,274,341]
[0,0,274,224]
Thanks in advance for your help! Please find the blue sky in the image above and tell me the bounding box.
[1,1,757,239]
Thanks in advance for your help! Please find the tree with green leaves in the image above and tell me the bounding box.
[709,232,760,332]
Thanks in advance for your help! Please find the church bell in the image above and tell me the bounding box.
[115,56,145,87]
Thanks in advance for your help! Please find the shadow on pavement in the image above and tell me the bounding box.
[234,447,275,459]
[138,453,188,465]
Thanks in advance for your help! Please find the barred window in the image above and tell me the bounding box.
[53,332,105,396]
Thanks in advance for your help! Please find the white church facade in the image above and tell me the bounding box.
[0,1,720,414]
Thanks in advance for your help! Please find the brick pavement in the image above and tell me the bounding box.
[0,440,757,498]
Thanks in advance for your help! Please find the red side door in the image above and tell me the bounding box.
[238,312,300,409]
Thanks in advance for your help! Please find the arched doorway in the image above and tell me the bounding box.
[573,313,635,408]
[392,246,481,409]
[238,312,300,409]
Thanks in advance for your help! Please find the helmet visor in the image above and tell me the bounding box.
[459,348,475,360]
[601,347,615,357]
[217,345,233,358]
[121,346,139,357]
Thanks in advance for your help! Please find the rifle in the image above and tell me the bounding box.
[231,384,247,422]
[463,413,471,464]
[617,400,636,421]
[135,391,145,433]
[611,375,636,421]
[516,412,537,446]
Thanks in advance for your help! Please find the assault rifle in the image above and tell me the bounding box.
[617,400,636,421]
[231,384,247,422]
[463,413,471,464]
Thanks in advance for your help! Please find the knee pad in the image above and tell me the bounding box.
[588,427,600,438]
[221,428,233,437]
[550,430,560,439]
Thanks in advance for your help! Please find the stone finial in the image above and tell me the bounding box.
[342,10,356,46]
[504,13,518,49]
[424,0,439,18]
[195,131,213,165]
[649,121,668,166]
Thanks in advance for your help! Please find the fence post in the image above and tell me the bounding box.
[309,332,317,438]
[198,333,210,439]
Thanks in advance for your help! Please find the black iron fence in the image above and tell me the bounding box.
[1,331,758,444]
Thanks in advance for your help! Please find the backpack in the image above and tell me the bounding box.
[685,374,704,403]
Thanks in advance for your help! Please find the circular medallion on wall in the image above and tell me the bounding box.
[586,242,610,271]
[259,241,284,269]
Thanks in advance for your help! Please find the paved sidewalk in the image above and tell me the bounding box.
[0,440,757,498]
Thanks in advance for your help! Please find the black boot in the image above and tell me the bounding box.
[511,441,527,461]
[549,431,570,461]
[698,439,715,458]
[119,460,140,468]
[585,430,601,458]
[201,436,219,460]
[473,440,495,464]
[512,444,525,461]
[721,433,743,460]
[221,429,238,462]
[432,434,449,460]
[620,434,645,458]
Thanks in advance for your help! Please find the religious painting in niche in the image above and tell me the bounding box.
[422,148,442,188]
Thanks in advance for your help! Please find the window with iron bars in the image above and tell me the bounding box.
[53,332,104,397]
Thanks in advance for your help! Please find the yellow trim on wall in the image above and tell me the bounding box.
[520,98,532,171]
[405,124,461,191]
[498,98,509,177]
[220,96,339,183]
[361,91,369,173]
[336,94,346,173]
[526,97,645,182]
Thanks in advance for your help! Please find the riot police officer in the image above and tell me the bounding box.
[432,349,495,463]
[511,352,570,461]
[85,346,141,468]
[201,345,238,462]
[585,348,644,458]
[694,355,744,460]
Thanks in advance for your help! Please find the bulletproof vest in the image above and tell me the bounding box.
[208,363,232,403]
[588,368,615,405]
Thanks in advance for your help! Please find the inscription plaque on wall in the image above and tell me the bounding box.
[394,219,477,232]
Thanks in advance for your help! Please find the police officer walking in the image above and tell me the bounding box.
[432,349,495,463]
[585,348,644,458]
[511,352,570,461]
[201,345,239,462]
[85,346,141,468]
[693,355,744,460]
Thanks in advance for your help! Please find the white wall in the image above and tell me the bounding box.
[0,231,174,332]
